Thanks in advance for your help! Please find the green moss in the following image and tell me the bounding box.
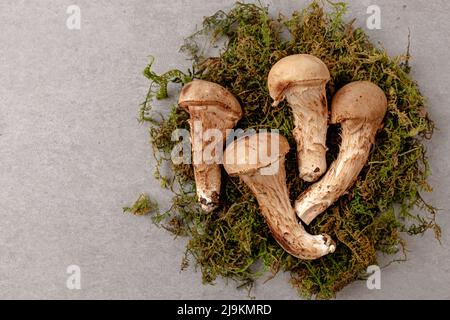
[136,1,439,299]
[123,193,158,216]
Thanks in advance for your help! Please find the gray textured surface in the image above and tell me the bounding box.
[0,0,449,299]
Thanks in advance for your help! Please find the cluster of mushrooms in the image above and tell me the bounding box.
[178,54,388,260]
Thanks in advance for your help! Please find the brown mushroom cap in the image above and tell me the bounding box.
[223,132,290,176]
[331,81,388,124]
[268,54,331,102]
[178,80,242,119]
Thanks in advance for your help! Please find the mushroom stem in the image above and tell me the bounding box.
[295,120,378,225]
[284,83,328,182]
[189,107,238,211]
[241,160,335,259]
[192,162,221,211]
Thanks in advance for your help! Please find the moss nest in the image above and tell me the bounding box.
[134,1,439,299]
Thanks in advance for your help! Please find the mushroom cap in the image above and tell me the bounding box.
[268,54,330,102]
[331,81,388,124]
[223,132,290,176]
[178,80,242,119]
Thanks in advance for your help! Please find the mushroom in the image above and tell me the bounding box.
[223,132,335,259]
[268,54,330,182]
[178,80,243,212]
[295,81,388,225]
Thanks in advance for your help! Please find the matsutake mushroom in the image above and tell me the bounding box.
[295,81,388,225]
[178,80,243,212]
[268,54,330,182]
[223,132,335,259]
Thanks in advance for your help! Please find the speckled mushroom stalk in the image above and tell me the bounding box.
[268,54,331,182]
[295,81,388,225]
[178,80,243,212]
[223,132,335,260]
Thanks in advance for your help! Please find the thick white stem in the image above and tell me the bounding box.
[189,105,238,212]
[295,120,378,225]
[241,159,335,260]
[192,163,221,212]
[285,84,328,182]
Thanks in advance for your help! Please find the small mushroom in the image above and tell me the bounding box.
[295,81,388,225]
[268,54,330,182]
[178,80,243,212]
[223,132,335,259]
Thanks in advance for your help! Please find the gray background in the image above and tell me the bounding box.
[0,0,449,299]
